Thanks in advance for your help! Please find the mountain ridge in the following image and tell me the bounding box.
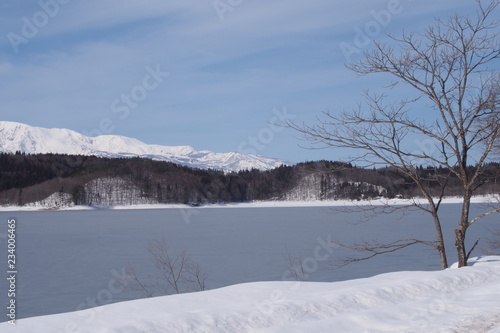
[0,121,286,172]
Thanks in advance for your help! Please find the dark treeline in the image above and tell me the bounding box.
[0,153,498,206]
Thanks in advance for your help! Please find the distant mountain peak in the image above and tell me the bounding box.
[0,121,286,172]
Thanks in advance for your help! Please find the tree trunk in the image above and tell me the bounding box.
[456,193,472,267]
[432,215,448,269]
[455,228,467,267]
[437,244,448,270]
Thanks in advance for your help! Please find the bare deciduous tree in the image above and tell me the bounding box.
[126,237,208,297]
[289,0,500,268]
[283,247,308,281]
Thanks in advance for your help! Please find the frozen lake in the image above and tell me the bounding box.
[0,203,497,320]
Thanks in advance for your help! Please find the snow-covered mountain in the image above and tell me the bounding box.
[0,121,286,172]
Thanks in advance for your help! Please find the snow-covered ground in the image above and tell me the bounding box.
[1,195,498,211]
[2,256,499,332]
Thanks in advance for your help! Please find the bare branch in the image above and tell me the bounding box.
[469,207,500,225]
[288,0,500,268]
[282,247,308,281]
[466,238,481,261]
[124,264,154,298]
[127,237,208,297]
[328,238,436,270]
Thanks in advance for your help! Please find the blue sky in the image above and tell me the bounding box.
[0,0,481,164]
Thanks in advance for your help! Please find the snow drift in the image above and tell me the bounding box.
[2,256,499,332]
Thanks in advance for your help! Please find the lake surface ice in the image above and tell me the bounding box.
[0,203,497,320]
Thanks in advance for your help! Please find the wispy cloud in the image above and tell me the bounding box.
[0,0,479,162]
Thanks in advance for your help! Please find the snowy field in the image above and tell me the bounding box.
[2,256,499,333]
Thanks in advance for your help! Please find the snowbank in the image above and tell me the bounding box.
[2,257,499,332]
[1,195,498,211]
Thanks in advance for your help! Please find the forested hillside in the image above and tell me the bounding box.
[0,152,498,207]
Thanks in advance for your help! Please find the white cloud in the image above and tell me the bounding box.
[0,0,484,162]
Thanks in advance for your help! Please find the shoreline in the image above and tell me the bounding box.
[1,256,499,331]
[0,195,497,212]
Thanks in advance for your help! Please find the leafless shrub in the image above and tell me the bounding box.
[282,247,308,281]
[126,237,208,297]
